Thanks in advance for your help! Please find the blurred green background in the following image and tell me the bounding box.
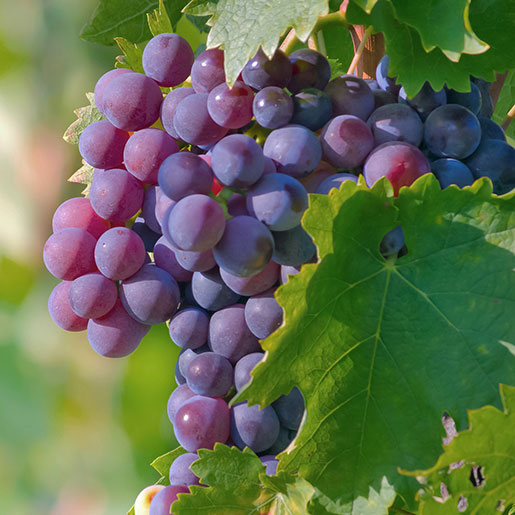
[0,2,204,513]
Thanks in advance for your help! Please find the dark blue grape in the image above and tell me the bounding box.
[242,48,292,90]
[375,55,400,95]
[478,116,505,141]
[290,88,332,131]
[446,82,482,114]
[431,158,474,188]
[272,225,315,267]
[324,75,375,120]
[380,226,406,257]
[253,86,293,129]
[191,267,240,311]
[398,82,446,120]
[288,49,331,94]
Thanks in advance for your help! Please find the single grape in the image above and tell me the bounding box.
[173,93,228,146]
[272,387,304,430]
[320,115,374,169]
[87,299,150,357]
[246,173,308,231]
[173,395,230,452]
[167,194,225,252]
[213,216,274,277]
[43,228,97,280]
[191,267,240,311]
[48,281,88,331]
[398,82,446,120]
[242,48,292,90]
[158,152,213,201]
[132,217,161,252]
[446,82,482,114]
[324,75,375,120]
[367,103,423,147]
[272,225,315,267]
[375,55,400,95]
[231,402,280,453]
[211,134,264,188]
[380,226,406,257]
[78,120,129,169]
[52,197,109,239]
[174,247,216,273]
[288,49,331,94]
[186,352,233,397]
[478,117,506,141]
[167,384,196,424]
[142,33,194,87]
[160,87,195,139]
[139,186,162,234]
[219,260,280,296]
[207,81,254,129]
[68,273,117,319]
[103,72,163,131]
[431,159,474,189]
[191,48,225,93]
[153,236,193,282]
[227,193,250,217]
[89,168,144,222]
[120,264,180,325]
[169,307,209,349]
[93,68,132,115]
[95,227,146,280]
[234,352,264,391]
[316,173,358,195]
[208,304,261,363]
[290,88,332,131]
[169,453,201,487]
[148,484,189,515]
[424,104,481,159]
[363,141,431,195]
[260,456,279,475]
[263,125,322,178]
[252,87,293,129]
[472,77,493,118]
[244,289,283,340]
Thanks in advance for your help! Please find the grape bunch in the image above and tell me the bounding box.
[44,30,514,515]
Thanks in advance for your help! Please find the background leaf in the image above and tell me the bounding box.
[63,92,104,145]
[493,69,515,141]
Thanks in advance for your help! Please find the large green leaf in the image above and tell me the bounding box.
[493,69,515,140]
[402,384,515,513]
[183,0,329,86]
[236,175,515,510]
[80,0,188,46]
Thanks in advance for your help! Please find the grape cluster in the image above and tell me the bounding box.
[45,31,514,514]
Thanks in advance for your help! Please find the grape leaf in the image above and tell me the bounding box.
[346,0,515,96]
[401,384,515,513]
[236,175,515,510]
[147,0,174,36]
[493,69,515,140]
[114,37,144,73]
[80,0,188,46]
[63,92,104,145]
[68,161,94,197]
[183,0,329,86]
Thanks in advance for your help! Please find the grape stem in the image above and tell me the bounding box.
[502,103,515,130]
[308,35,318,51]
[347,26,373,75]
[280,29,299,54]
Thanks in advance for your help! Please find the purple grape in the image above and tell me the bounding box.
[95,227,146,280]
[90,168,144,222]
[263,157,277,175]
[214,216,274,277]
[48,281,88,332]
[291,88,332,131]
[244,288,283,340]
[141,186,162,234]
[52,197,110,239]
[246,173,308,231]
[375,55,400,95]
[155,187,176,229]
[103,72,163,131]
[446,81,481,114]
[174,247,216,273]
[148,485,189,515]
[167,384,196,424]
[78,120,129,169]
[167,194,225,252]
[431,159,474,189]
[123,128,179,185]
[207,81,254,129]
[242,48,292,90]
[478,117,505,141]
[231,402,280,453]
[153,236,193,282]
[399,82,446,120]
[169,307,209,349]
[169,453,201,487]
[186,352,233,397]
[178,346,209,378]
[174,395,230,451]
[208,304,261,363]
[132,217,161,252]
[367,103,423,146]
[160,87,195,139]
[272,387,304,430]
[158,152,213,201]
[43,228,97,280]
[68,273,117,319]
[288,49,331,94]
[263,125,321,178]
[173,93,228,146]
[252,86,293,129]
[234,352,264,391]
[380,226,405,257]
[424,104,481,159]
[324,75,375,120]
[260,456,279,475]
[87,299,150,357]
[211,134,264,188]
[280,264,301,284]
[142,33,194,87]
[316,173,358,195]
[191,48,225,93]
[120,264,180,324]
[220,260,280,296]
[191,268,241,311]
[93,68,132,114]
[227,193,250,217]
[320,115,374,169]
[473,77,494,118]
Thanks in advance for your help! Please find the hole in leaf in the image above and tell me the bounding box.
[379,225,407,258]
[442,412,458,444]
[457,496,468,512]
[469,465,485,487]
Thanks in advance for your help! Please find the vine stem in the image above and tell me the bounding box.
[279,28,299,54]
[502,103,515,130]
[347,26,373,75]
[308,34,318,51]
